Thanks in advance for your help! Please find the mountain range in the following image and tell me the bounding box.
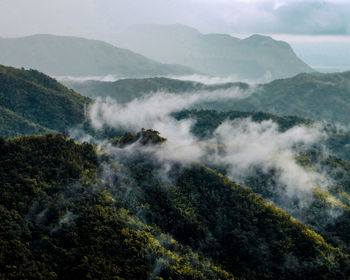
[2,60,350,278]
[201,71,350,125]
[0,26,314,82]
[0,34,195,77]
[116,24,314,80]
[66,70,350,126]
[63,77,248,103]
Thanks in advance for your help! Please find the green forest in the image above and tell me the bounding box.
[0,65,89,137]
[2,66,350,279]
[1,133,350,279]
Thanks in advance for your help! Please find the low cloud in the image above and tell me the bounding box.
[87,89,331,209]
[89,87,252,141]
[210,119,329,200]
[165,74,252,85]
[56,74,120,83]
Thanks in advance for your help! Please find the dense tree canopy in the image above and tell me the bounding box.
[0,65,90,137]
[1,134,349,279]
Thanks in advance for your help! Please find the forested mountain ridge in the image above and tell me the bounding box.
[0,34,196,77]
[116,24,313,80]
[202,71,350,125]
[0,65,91,137]
[64,76,248,103]
[1,134,350,279]
[68,71,350,126]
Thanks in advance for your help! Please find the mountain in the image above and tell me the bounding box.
[201,71,350,125]
[0,34,196,77]
[65,71,350,126]
[116,24,313,80]
[2,64,350,279]
[64,77,248,103]
[1,133,350,279]
[0,65,90,137]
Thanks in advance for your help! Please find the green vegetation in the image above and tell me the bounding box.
[3,65,350,279]
[0,106,54,137]
[71,70,350,127]
[293,154,350,255]
[0,135,234,280]
[65,77,247,103]
[1,133,350,279]
[173,110,350,258]
[201,71,350,125]
[0,65,90,137]
[0,34,196,77]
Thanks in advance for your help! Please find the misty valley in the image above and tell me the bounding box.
[2,22,350,280]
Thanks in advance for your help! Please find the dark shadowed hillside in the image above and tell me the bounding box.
[0,65,90,137]
[1,134,350,279]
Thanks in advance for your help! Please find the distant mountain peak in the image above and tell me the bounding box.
[117,24,313,81]
[243,34,274,42]
[0,34,197,77]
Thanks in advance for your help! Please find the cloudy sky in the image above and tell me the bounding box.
[1,0,350,37]
[1,0,350,70]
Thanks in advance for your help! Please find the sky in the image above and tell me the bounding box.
[1,0,350,70]
[2,0,350,37]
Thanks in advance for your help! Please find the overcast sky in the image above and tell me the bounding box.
[1,0,350,39]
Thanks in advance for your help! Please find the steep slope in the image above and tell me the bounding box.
[202,71,350,125]
[1,134,349,279]
[64,77,248,103]
[0,65,90,137]
[174,110,350,255]
[116,24,313,80]
[0,34,195,77]
[0,134,234,280]
[0,106,54,138]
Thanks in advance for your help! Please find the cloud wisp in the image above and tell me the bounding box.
[89,87,253,141]
[210,119,329,200]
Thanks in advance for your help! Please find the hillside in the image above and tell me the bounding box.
[116,24,313,80]
[201,71,350,125]
[0,34,195,77]
[64,77,248,103]
[66,71,350,126]
[1,133,350,279]
[0,65,90,137]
